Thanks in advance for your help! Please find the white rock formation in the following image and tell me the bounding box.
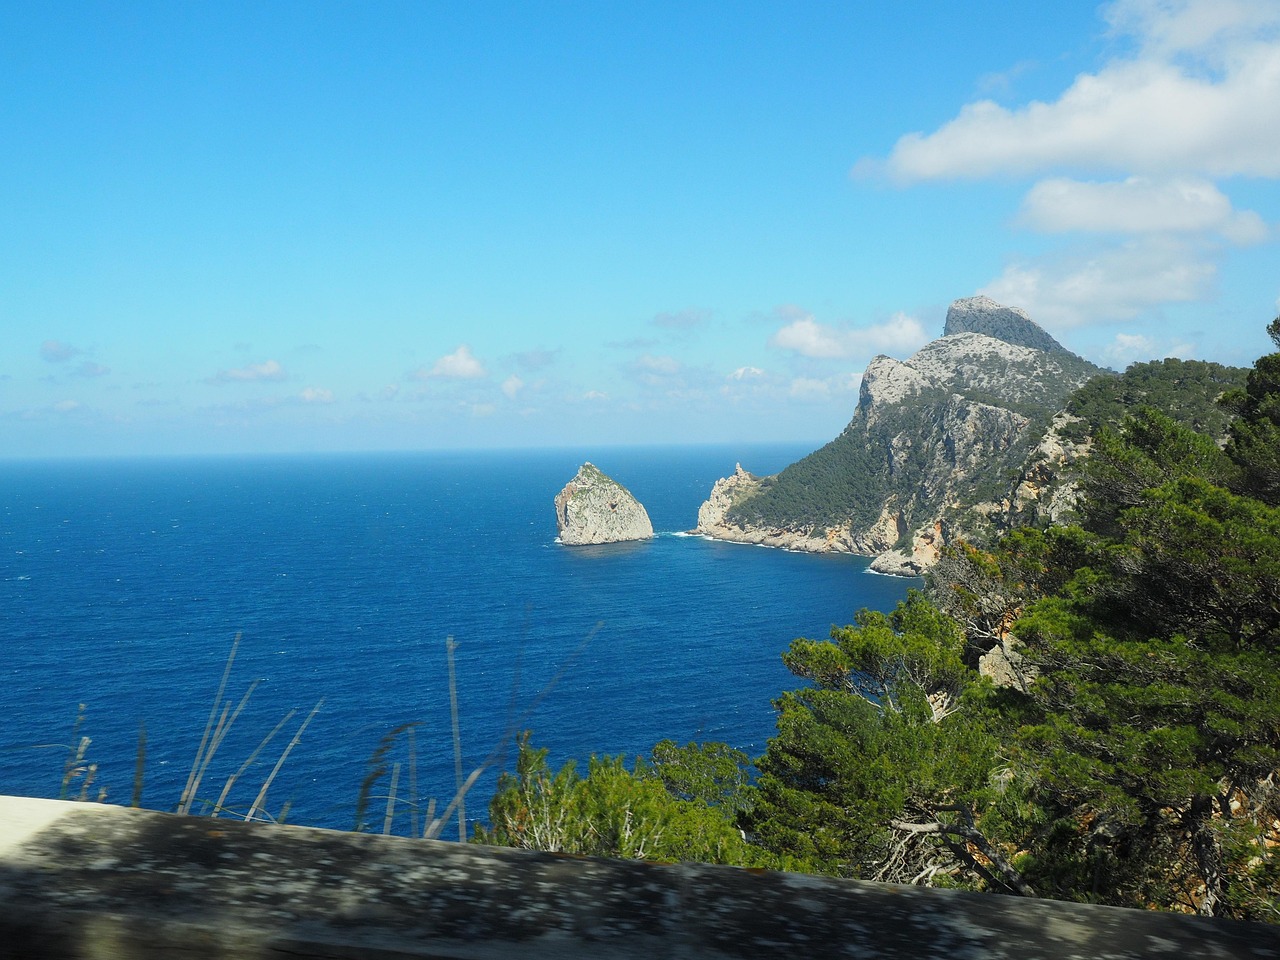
[695,463,759,532]
[554,463,654,545]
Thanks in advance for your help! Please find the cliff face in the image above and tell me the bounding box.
[696,297,1103,573]
[555,463,654,545]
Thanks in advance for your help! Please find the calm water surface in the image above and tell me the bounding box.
[0,446,915,831]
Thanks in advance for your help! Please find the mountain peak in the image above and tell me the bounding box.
[944,296,1068,355]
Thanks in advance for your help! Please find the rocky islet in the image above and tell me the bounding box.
[554,462,654,545]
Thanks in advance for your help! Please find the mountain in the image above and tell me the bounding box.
[695,297,1104,574]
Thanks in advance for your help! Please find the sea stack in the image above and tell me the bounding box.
[554,463,654,545]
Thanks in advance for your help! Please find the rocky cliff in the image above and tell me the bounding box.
[696,297,1102,574]
[555,462,654,545]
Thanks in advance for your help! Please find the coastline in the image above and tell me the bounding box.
[691,523,924,578]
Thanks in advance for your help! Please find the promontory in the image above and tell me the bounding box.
[554,463,654,545]
[694,295,1102,574]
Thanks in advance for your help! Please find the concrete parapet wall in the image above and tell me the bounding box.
[1,795,1276,959]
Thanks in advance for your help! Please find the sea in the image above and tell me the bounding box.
[0,445,915,835]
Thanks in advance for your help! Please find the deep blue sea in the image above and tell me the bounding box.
[0,445,914,835]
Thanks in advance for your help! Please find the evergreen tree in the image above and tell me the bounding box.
[750,593,1022,890]
[1224,318,1280,506]
[1006,322,1280,917]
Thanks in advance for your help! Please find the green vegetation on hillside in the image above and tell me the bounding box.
[721,336,1101,542]
[484,319,1280,922]
[724,387,955,532]
[725,353,1246,552]
[1065,357,1248,441]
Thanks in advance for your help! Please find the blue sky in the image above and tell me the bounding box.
[3,0,1279,457]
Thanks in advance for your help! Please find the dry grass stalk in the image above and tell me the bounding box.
[210,708,296,818]
[179,633,242,814]
[244,699,323,823]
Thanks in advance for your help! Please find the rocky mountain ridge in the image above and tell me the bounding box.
[942,295,1070,354]
[695,297,1103,574]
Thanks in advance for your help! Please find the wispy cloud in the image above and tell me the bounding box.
[788,377,832,400]
[981,236,1217,327]
[514,348,560,371]
[41,340,81,363]
[211,359,287,383]
[75,361,111,378]
[633,354,681,375]
[299,387,334,403]
[1103,331,1197,366]
[653,308,710,331]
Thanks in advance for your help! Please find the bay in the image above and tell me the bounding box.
[0,445,915,833]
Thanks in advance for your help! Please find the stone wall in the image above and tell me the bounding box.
[0,796,1274,959]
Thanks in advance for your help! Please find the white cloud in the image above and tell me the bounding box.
[424,345,486,380]
[52,399,81,413]
[876,1,1280,181]
[729,366,765,380]
[502,374,524,399]
[299,387,334,404]
[1104,332,1157,365]
[770,311,929,359]
[75,361,111,378]
[212,359,287,383]
[981,236,1217,326]
[771,318,847,359]
[866,1,1280,330]
[1103,331,1198,366]
[1019,176,1268,242]
[582,390,609,401]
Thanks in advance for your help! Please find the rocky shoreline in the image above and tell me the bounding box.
[691,463,931,576]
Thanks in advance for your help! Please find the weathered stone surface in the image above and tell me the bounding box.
[944,294,1070,355]
[695,463,760,533]
[978,637,1036,692]
[1,796,1275,960]
[555,462,653,545]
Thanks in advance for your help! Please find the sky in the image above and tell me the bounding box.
[3,0,1279,458]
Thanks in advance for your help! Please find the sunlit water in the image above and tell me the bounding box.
[0,446,915,832]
